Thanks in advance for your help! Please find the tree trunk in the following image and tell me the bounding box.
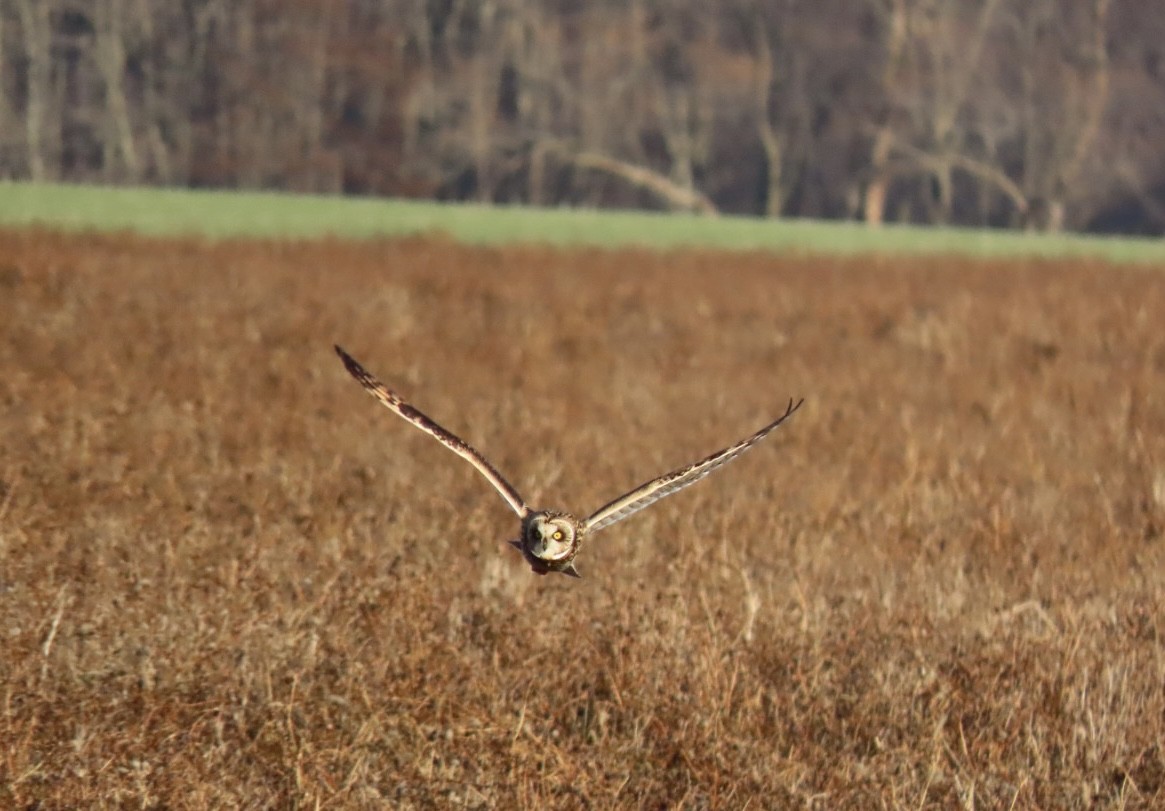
[468,3,498,202]
[931,160,952,224]
[759,126,783,219]
[0,10,8,167]
[864,0,907,226]
[864,127,895,226]
[15,0,54,180]
[1055,0,1112,229]
[95,0,141,182]
[135,0,173,183]
[863,180,886,226]
[753,12,782,218]
[528,140,547,206]
[657,87,701,200]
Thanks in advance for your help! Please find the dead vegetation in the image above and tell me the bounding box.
[1,229,1164,808]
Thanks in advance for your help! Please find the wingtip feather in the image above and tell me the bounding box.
[334,345,370,382]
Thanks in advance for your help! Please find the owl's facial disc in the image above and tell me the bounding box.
[526,516,576,561]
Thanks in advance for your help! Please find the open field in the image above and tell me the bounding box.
[5,181,1165,263]
[2,228,1164,808]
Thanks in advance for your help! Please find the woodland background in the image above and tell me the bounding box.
[2,0,1165,234]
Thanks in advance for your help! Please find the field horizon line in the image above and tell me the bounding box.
[2,179,1163,264]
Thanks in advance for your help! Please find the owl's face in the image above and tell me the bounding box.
[524,512,579,562]
[509,511,585,577]
[512,510,584,574]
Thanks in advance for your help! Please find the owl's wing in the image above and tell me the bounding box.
[582,398,803,534]
[335,346,530,518]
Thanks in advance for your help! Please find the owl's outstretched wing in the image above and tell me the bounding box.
[335,346,530,519]
[582,398,804,534]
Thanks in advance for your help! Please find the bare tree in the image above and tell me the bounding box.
[644,8,715,206]
[0,0,1159,234]
[467,2,502,201]
[0,6,10,175]
[865,0,1024,225]
[864,0,908,225]
[13,0,56,180]
[1008,0,1112,231]
[745,1,800,218]
[93,0,141,182]
[399,0,438,175]
[131,0,173,183]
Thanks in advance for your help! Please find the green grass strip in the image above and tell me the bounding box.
[2,181,1162,262]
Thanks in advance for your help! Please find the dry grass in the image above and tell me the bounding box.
[1,229,1164,809]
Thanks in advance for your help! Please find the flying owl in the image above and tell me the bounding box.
[335,345,803,578]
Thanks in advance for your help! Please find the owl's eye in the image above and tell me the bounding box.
[553,531,564,541]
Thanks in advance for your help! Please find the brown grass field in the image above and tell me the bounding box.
[1,228,1164,809]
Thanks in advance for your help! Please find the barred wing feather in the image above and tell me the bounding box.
[334,345,531,519]
[583,398,803,534]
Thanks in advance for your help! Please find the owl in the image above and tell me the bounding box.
[335,346,803,577]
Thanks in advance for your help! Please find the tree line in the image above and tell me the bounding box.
[3,0,1163,234]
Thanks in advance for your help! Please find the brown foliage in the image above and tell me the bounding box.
[8,1,1165,231]
[1,230,1164,808]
